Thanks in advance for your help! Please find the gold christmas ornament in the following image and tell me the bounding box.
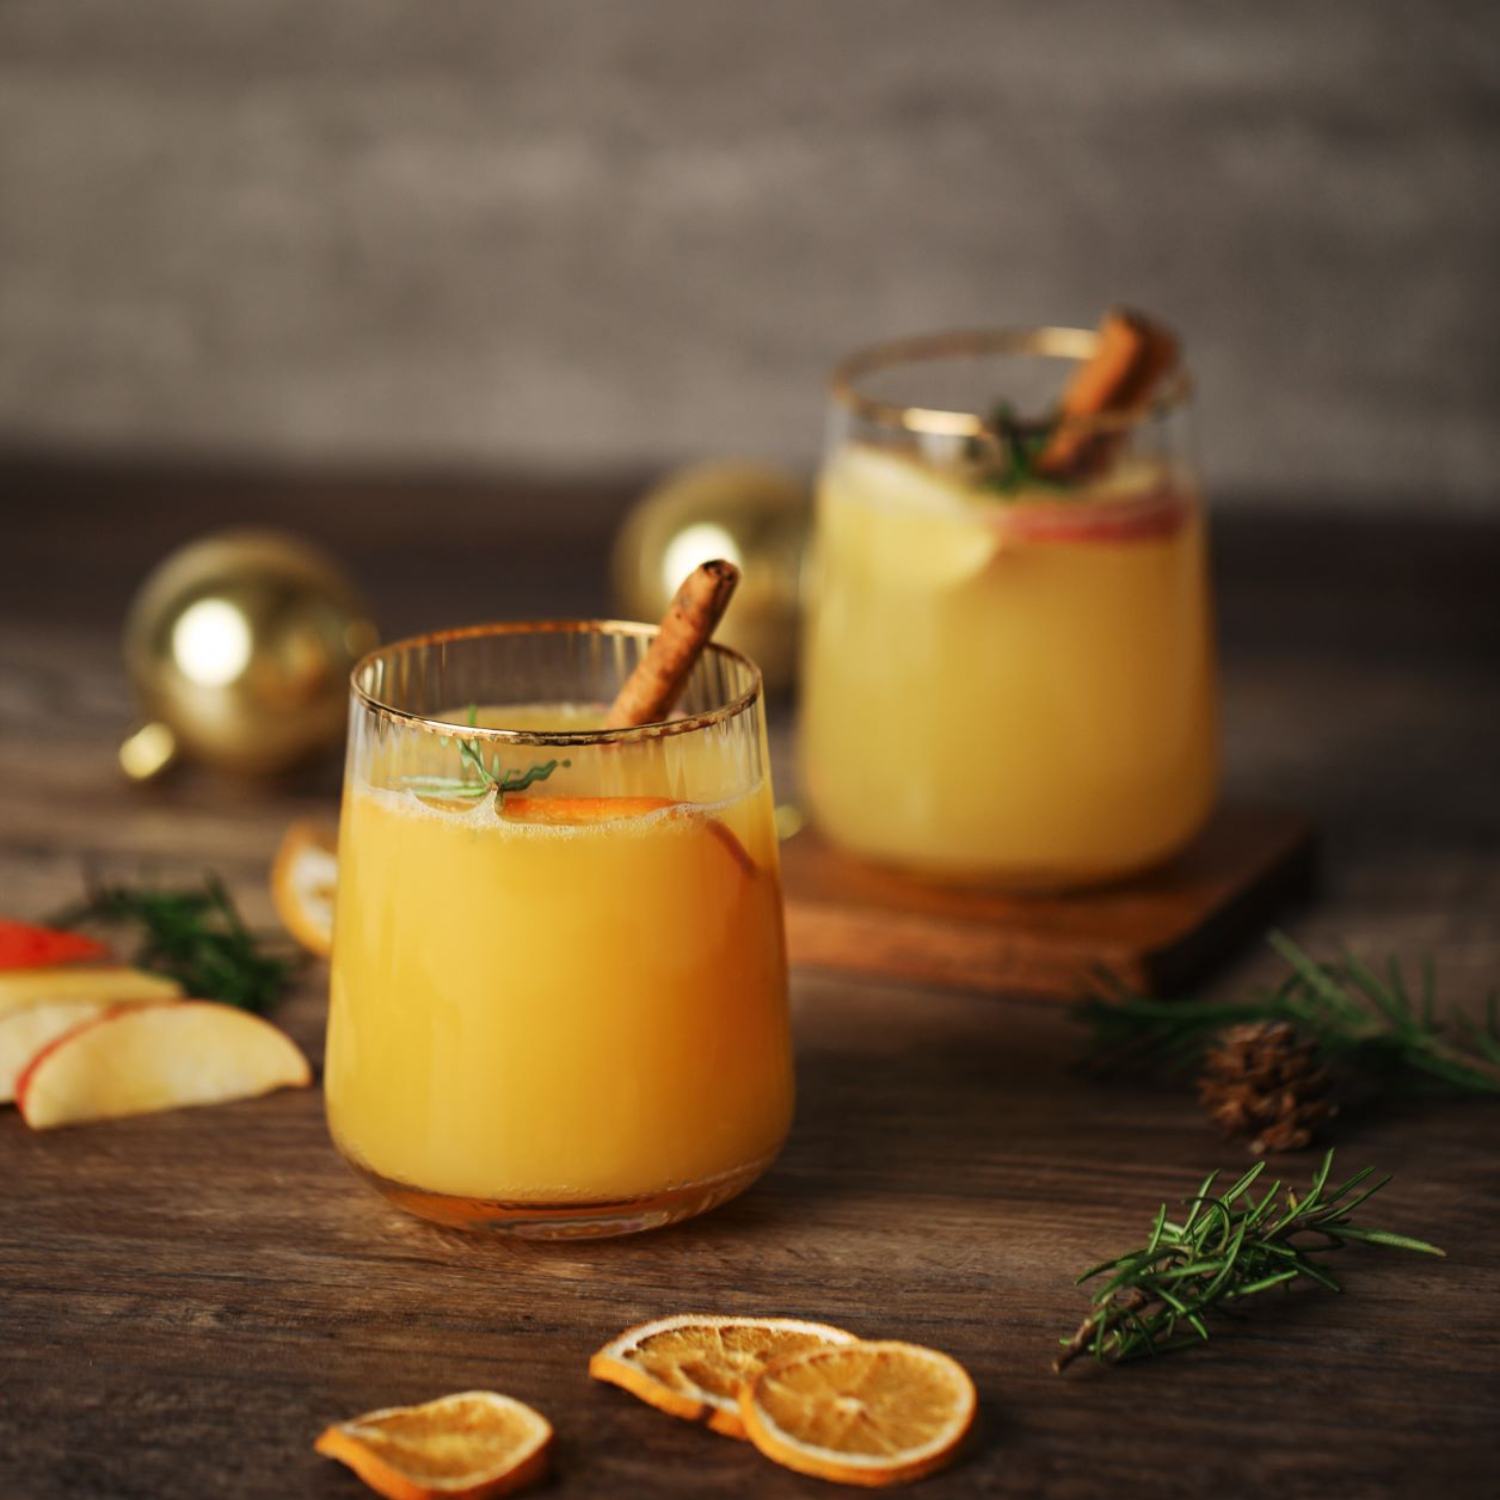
[612,460,811,693]
[120,530,377,780]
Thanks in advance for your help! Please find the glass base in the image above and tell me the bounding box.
[343,1153,777,1239]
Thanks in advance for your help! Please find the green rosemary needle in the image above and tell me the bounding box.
[51,875,299,1016]
[972,404,1069,497]
[1056,1150,1443,1372]
[1076,931,1500,1095]
[411,705,570,800]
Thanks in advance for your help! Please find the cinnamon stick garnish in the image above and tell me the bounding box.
[605,560,741,729]
[1034,307,1180,480]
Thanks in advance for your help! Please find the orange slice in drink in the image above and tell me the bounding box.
[315,1390,552,1500]
[502,797,757,877]
[590,1313,857,1439]
[499,795,674,825]
[271,819,339,957]
[740,1340,976,1487]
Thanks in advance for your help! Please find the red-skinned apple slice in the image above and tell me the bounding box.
[0,999,120,1104]
[1008,483,1194,543]
[16,1001,311,1129]
[1006,487,1190,545]
[0,966,182,1018]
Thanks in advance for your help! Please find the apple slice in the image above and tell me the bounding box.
[17,1001,312,1130]
[1005,486,1191,545]
[0,965,182,1019]
[0,999,120,1104]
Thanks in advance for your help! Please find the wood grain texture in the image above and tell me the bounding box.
[783,807,1317,999]
[1,468,1498,1499]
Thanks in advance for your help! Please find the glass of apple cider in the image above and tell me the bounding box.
[799,326,1219,887]
[326,622,793,1237]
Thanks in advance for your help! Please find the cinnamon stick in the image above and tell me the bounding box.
[1034,307,1180,480]
[605,560,741,728]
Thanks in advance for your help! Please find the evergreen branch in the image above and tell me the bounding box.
[50,875,299,1015]
[1056,1151,1443,1371]
[1075,933,1500,1095]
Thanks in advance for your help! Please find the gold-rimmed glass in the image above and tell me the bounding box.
[800,326,1219,888]
[326,622,793,1237]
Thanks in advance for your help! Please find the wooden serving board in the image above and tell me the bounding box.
[781,803,1316,999]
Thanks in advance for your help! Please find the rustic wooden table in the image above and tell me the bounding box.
[2,459,1498,1499]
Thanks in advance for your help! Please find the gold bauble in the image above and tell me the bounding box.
[612,460,811,692]
[120,530,377,779]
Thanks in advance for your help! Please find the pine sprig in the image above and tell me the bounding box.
[1055,1151,1444,1372]
[51,875,299,1015]
[1076,932,1500,1095]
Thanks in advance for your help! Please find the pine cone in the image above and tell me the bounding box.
[1196,1021,1336,1154]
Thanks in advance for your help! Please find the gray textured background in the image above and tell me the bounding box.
[2,0,1497,507]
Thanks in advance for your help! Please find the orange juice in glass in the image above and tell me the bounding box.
[326,623,792,1236]
[800,326,1218,887]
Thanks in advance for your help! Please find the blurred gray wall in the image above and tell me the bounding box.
[2,0,1496,506]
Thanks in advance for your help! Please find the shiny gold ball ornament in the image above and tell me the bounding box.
[612,460,811,692]
[120,530,377,780]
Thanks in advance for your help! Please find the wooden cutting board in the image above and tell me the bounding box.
[781,803,1316,1000]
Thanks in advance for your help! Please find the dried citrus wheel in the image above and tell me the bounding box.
[740,1340,976,1487]
[590,1314,857,1439]
[314,1390,552,1500]
[271,819,338,957]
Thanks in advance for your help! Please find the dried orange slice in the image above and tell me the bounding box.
[271,819,338,957]
[314,1390,552,1500]
[590,1313,857,1439]
[740,1340,975,1487]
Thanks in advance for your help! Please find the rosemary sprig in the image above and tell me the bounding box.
[402,762,568,800]
[1056,1150,1444,1372]
[973,404,1068,496]
[455,703,497,790]
[1076,932,1500,1095]
[51,875,298,1016]
[405,705,569,800]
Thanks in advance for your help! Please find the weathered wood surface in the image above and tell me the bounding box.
[783,807,1316,999]
[1,462,1498,1499]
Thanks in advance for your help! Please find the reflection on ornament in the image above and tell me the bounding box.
[613,460,811,693]
[121,530,377,780]
[171,599,254,687]
[661,522,744,594]
[118,722,178,782]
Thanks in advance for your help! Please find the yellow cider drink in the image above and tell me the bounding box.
[800,327,1219,886]
[326,629,792,1237]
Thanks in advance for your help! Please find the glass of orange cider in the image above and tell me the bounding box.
[800,324,1219,887]
[326,622,793,1236]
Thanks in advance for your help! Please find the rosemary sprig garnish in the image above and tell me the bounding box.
[402,762,569,800]
[1077,932,1500,1095]
[1056,1150,1443,1372]
[972,404,1068,497]
[405,705,569,800]
[51,875,298,1015]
